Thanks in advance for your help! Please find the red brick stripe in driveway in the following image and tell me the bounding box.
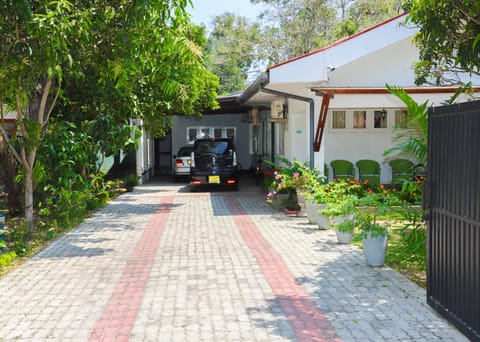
[224,197,341,342]
[89,197,173,342]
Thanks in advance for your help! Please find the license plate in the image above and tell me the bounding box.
[208,175,220,184]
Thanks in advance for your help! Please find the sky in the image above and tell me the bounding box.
[187,0,264,28]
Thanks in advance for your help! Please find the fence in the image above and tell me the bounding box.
[427,100,480,341]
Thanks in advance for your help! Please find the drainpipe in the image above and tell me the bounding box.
[258,78,315,169]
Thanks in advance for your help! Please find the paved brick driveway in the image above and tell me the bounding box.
[0,176,468,341]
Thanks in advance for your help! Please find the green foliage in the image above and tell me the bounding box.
[322,199,356,218]
[0,231,5,249]
[403,0,480,84]
[254,0,337,63]
[309,183,328,203]
[384,84,429,166]
[346,0,404,33]
[265,157,323,195]
[7,221,31,257]
[0,251,17,269]
[206,13,262,94]
[0,0,220,230]
[124,174,140,187]
[389,205,427,266]
[333,218,356,233]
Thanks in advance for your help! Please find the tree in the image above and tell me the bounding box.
[0,0,219,231]
[205,13,262,94]
[403,0,480,85]
[0,0,82,231]
[253,0,337,63]
[345,0,403,33]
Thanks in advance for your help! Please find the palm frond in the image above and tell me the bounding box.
[384,84,429,165]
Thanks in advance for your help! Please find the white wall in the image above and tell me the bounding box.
[328,38,419,87]
[136,122,155,184]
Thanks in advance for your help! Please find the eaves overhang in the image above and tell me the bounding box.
[311,87,480,96]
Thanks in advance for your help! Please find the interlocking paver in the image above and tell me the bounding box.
[0,176,470,341]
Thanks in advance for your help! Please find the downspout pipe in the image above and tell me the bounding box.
[258,77,315,169]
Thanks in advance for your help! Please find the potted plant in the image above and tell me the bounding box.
[266,157,324,215]
[321,198,356,233]
[281,196,301,215]
[305,183,326,225]
[265,161,299,212]
[355,192,400,266]
[333,216,356,244]
[124,174,140,192]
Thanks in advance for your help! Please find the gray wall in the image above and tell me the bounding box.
[172,113,251,170]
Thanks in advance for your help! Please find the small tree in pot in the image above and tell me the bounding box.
[124,174,140,192]
[354,192,401,266]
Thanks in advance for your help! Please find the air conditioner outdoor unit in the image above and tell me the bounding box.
[270,100,284,119]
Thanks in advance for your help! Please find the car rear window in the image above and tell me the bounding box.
[195,141,229,155]
[178,147,192,157]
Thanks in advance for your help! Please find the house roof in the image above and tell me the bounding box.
[266,12,415,86]
[267,12,409,72]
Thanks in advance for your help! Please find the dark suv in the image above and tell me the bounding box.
[190,138,239,191]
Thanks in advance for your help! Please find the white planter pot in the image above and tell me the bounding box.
[335,229,353,244]
[316,204,331,230]
[362,232,388,267]
[296,190,307,205]
[305,200,322,224]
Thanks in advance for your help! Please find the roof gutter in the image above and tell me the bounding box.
[258,73,315,169]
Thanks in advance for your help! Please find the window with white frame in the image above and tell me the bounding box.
[213,127,223,138]
[374,110,388,128]
[226,127,235,140]
[186,126,236,144]
[187,127,198,144]
[353,111,366,128]
[332,110,346,129]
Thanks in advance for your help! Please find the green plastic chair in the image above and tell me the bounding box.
[389,159,414,185]
[330,160,355,181]
[356,159,381,186]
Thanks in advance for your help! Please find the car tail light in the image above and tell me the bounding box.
[226,179,236,185]
[233,151,237,166]
[192,180,201,185]
[175,159,184,166]
[190,152,195,167]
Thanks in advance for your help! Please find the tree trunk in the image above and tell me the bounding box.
[24,165,34,233]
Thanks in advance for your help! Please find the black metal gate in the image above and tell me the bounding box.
[427,100,480,341]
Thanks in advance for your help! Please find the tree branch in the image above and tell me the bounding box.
[42,78,61,133]
[37,77,53,126]
[0,124,23,165]
[453,4,480,26]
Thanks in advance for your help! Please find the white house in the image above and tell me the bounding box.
[153,12,479,184]
[238,12,480,183]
